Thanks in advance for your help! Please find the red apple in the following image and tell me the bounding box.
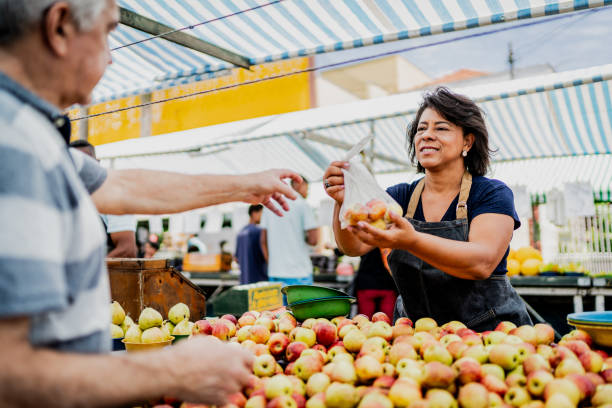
[458,382,488,408]
[422,362,456,389]
[372,375,395,390]
[286,341,308,362]
[371,312,391,324]
[562,329,593,347]
[212,320,231,341]
[561,340,591,357]
[526,370,554,397]
[565,373,596,400]
[580,350,604,373]
[268,333,290,357]
[222,314,238,325]
[388,342,417,365]
[267,395,297,408]
[481,374,508,395]
[452,357,482,384]
[193,319,213,335]
[495,321,517,334]
[523,353,551,375]
[533,323,555,345]
[251,325,272,345]
[313,322,337,347]
[395,317,413,327]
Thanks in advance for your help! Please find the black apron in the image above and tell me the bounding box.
[388,171,531,332]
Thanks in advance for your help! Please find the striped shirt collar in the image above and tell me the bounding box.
[0,70,71,144]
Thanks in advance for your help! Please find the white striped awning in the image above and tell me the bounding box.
[96,64,612,199]
[92,0,612,102]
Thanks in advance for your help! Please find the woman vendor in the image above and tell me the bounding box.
[322,87,531,331]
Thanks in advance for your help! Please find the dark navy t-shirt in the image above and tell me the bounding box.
[235,224,268,284]
[386,175,521,276]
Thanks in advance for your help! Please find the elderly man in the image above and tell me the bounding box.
[0,1,301,406]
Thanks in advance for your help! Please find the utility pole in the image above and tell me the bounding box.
[508,42,515,79]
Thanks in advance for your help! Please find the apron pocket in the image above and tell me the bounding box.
[466,308,496,330]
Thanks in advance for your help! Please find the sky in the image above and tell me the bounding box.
[314,5,612,79]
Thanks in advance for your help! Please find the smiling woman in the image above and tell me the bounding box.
[323,87,532,331]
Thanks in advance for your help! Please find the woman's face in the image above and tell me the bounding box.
[414,108,470,171]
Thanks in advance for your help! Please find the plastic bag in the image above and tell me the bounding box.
[339,157,403,229]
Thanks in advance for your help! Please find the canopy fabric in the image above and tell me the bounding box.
[491,154,612,202]
[93,0,611,102]
[96,64,612,199]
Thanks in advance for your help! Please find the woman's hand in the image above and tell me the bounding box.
[322,161,349,204]
[348,210,417,249]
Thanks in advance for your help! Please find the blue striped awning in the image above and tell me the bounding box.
[92,0,611,102]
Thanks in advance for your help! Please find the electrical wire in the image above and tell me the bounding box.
[112,0,285,51]
[73,6,607,122]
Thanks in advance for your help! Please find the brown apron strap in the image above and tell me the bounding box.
[406,178,425,219]
[456,171,472,220]
[406,171,472,220]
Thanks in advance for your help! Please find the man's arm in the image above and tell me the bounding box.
[0,317,253,408]
[260,229,268,263]
[92,169,301,216]
[107,231,137,258]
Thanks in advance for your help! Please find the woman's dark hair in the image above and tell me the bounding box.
[407,87,493,176]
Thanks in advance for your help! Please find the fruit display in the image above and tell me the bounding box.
[154,310,612,408]
[110,301,196,344]
[507,247,592,277]
[343,199,403,230]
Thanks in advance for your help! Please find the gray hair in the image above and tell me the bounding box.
[0,0,107,45]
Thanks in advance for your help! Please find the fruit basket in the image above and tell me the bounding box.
[281,284,349,304]
[287,296,355,321]
[122,336,174,353]
[567,311,612,347]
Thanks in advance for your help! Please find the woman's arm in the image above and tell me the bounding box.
[349,212,514,280]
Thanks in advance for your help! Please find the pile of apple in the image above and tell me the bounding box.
[343,199,403,230]
[164,311,612,408]
[110,301,195,344]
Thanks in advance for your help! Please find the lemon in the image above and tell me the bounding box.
[515,246,542,263]
[521,258,542,276]
[507,259,521,276]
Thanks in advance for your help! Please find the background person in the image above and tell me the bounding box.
[354,248,398,319]
[323,87,531,330]
[261,176,319,289]
[235,204,267,284]
[0,1,303,406]
[70,139,137,258]
[143,240,159,258]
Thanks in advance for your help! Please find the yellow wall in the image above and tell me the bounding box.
[72,58,312,145]
[67,108,84,142]
[87,96,142,146]
[150,57,311,136]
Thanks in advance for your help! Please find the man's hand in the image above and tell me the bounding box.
[238,169,303,216]
[167,337,254,405]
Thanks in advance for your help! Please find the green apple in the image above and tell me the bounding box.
[138,307,163,330]
[167,302,190,325]
[265,375,294,399]
[141,327,166,343]
[110,324,124,339]
[124,325,142,343]
[110,301,125,325]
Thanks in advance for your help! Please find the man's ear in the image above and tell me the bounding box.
[43,2,77,57]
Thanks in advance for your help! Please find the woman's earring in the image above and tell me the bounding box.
[462,150,468,157]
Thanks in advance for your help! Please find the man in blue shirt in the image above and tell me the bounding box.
[235,205,267,284]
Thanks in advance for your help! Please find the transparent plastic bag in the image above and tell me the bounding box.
[339,157,403,229]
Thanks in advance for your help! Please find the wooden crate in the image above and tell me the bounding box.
[107,258,207,321]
